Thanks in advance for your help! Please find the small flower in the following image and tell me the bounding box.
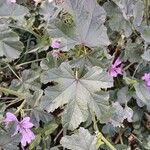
[48,0,53,3]
[51,39,60,49]
[52,50,60,59]
[142,73,150,87]
[4,112,35,147]
[108,58,122,77]
[7,0,16,3]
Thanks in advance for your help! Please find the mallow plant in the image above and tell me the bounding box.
[0,0,149,149]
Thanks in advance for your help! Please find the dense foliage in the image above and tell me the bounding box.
[0,0,150,149]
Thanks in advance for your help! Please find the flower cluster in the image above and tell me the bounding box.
[51,39,61,58]
[4,112,35,147]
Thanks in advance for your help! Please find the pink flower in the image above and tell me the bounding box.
[52,50,60,59]
[108,58,122,77]
[4,112,35,147]
[7,0,16,3]
[142,73,150,87]
[51,39,60,49]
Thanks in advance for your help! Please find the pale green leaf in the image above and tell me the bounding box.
[39,1,58,21]
[134,83,150,111]
[142,49,150,61]
[0,133,20,150]
[0,0,29,20]
[0,25,24,60]
[141,26,150,43]
[104,1,132,37]
[40,63,113,129]
[30,109,54,128]
[48,0,110,50]
[10,69,41,93]
[60,127,97,150]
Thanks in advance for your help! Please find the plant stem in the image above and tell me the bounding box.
[15,58,45,68]
[96,132,117,150]
[75,68,79,80]
[123,62,135,71]
[144,0,150,25]
[7,64,22,82]
[15,100,26,114]
[0,86,23,98]
[132,61,142,78]
[91,111,116,150]
[6,99,23,108]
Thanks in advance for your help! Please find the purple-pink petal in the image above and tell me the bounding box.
[147,80,150,86]
[20,129,35,147]
[108,58,122,77]
[51,39,60,49]
[7,0,16,3]
[115,67,122,75]
[4,112,18,123]
[113,58,122,67]
[109,69,118,77]
[142,73,150,81]
[142,73,150,87]
[20,117,34,129]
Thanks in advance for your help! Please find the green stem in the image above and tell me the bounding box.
[123,62,135,71]
[144,0,149,25]
[91,111,116,150]
[0,86,23,98]
[96,132,117,150]
[6,99,23,108]
[15,58,45,68]
[15,100,26,114]
[7,64,22,82]
[75,68,79,80]
[132,61,142,78]
[127,20,139,37]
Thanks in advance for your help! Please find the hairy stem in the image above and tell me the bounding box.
[0,86,23,98]
[15,100,26,114]
[91,111,117,150]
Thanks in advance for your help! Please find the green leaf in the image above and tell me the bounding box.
[117,87,132,104]
[0,103,6,120]
[134,83,150,111]
[10,69,41,93]
[70,48,111,68]
[30,108,54,128]
[40,63,113,129]
[29,123,58,150]
[104,1,132,37]
[29,134,41,150]
[112,0,135,20]
[142,49,150,61]
[0,0,29,20]
[60,127,97,150]
[115,144,129,150]
[141,26,150,43]
[39,1,58,21]
[133,0,144,27]
[0,133,20,150]
[48,0,110,50]
[0,25,24,60]
[123,39,143,63]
